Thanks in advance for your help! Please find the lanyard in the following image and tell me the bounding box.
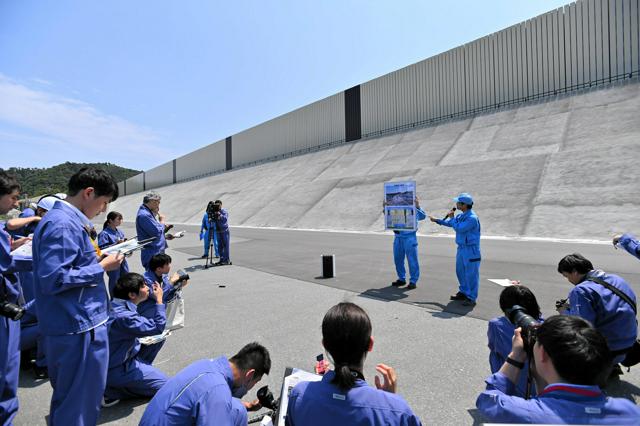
[83,225,102,258]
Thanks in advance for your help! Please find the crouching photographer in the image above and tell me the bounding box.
[476,315,640,424]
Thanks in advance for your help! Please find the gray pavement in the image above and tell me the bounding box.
[15,224,640,425]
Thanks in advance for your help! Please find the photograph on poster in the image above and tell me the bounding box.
[384,181,417,231]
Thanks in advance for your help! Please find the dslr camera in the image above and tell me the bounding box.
[174,269,190,288]
[206,203,221,219]
[0,299,25,321]
[505,304,540,354]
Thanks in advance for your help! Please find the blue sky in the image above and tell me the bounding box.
[0,1,571,171]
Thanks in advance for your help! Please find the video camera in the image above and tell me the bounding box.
[206,203,221,219]
[505,304,540,354]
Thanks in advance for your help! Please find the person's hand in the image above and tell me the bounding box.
[556,299,569,314]
[100,252,124,271]
[374,363,397,394]
[166,234,175,240]
[152,282,164,303]
[169,272,180,285]
[613,234,622,247]
[414,196,420,209]
[10,236,31,250]
[509,327,527,363]
[158,213,166,223]
[242,399,262,412]
[428,215,438,223]
[446,209,455,219]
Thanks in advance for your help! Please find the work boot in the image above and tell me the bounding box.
[391,280,406,287]
[450,292,466,301]
[462,297,476,307]
[406,283,417,290]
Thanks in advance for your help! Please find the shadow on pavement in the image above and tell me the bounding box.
[98,398,149,424]
[358,286,410,302]
[606,376,640,402]
[413,300,477,318]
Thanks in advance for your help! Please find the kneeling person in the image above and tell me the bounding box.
[104,273,169,406]
[140,342,270,425]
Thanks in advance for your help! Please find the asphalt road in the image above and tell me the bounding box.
[172,224,640,322]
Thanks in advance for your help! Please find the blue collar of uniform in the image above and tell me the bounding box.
[112,298,137,311]
[539,383,603,400]
[210,356,234,389]
[322,370,367,388]
[53,200,94,229]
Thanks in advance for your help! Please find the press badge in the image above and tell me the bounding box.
[332,393,346,400]
[584,407,601,414]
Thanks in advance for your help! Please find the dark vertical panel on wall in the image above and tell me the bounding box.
[124,180,127,196]
[226,136,232,170]
[344,85,361,142]
[172,160,177,184]
[143,173,146,191]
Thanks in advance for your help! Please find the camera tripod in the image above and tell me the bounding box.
[203,217,218,269]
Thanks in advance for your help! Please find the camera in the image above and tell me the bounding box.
[206,203,221,220]
[0,300,25,321]
[174,269,190,286]
[257,385,279,411]
[505,304,540,354]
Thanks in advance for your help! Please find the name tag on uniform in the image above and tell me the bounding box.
[332,393,346,400]
[585,407,601,414]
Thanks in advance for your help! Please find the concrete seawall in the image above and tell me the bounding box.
[110,79,640,240]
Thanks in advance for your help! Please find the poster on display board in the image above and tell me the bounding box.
[383,181,417,232]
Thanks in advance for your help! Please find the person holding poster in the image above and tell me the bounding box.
[383,181,426,290]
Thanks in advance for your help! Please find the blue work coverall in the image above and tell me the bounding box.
[566,270,638,364]
[476,372,640,424]
[200,213,219,257]
[0,224,30,425]
[286,370,422,426]
[435,209,481,301]
[97,226,130,295]
[393,208,427,285]
[618,233,640,261]
[487,316,541,397]
[139,356,243,426]
[135,270,179,364]
[214,209,231,263]
[136,204,167,270]
[105,298,168,401]
[32,201,110,426]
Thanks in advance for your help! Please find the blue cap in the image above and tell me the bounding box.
[453,193,474,205]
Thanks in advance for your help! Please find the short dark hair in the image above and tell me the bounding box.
[214,199,222,205]
[114,272,145,299]
[0,170,20,196]
[322,302,372,390]
[557,253,594,275]
[67,167,119,201]
[499,285,541,320]
[229,342,271,377]
[537,315,611,385]
[149,253,172,271]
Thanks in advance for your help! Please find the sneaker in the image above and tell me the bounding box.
[391,280,406,287]
[450,292,466,301]
[201,254,208,259]
[462,298,476,307]
[406,283,417,290]
[101,397,120,408]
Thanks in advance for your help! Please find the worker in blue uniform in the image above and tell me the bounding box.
[488,285,543,397]
[200,201,219,259]
[477,315,640,424]
[0,171,32,425]
[430,192,481,306]
[557,253,638,367]
[139,342,270,425]
[212,200,231,266]
[286,302,422,426]
[388,197,426,290]
[32,167,124,426]
[98,211,130,295]
[138,253,187,364]
[103,272,168,406]
[136,191,173,270]
[613,233,640,261]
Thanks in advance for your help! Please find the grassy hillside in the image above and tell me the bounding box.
[5,162,140,197]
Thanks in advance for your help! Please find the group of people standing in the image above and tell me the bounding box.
[390,192,481,306]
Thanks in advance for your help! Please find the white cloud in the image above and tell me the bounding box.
[0,74,174,168]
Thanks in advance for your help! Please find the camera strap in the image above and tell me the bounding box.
[588,276,637,315]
